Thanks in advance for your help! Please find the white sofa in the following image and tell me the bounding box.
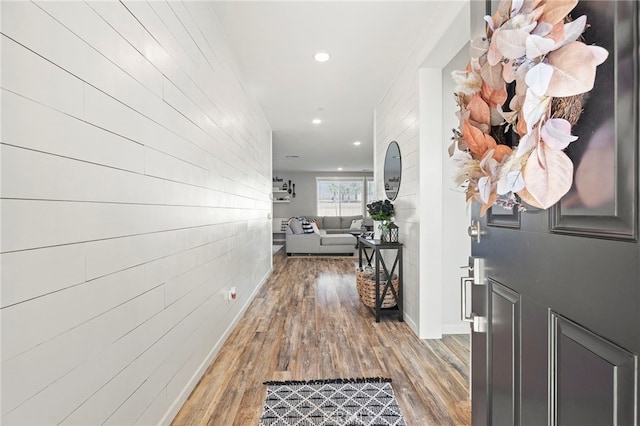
[285,217,359,255]
[301,215,373,234]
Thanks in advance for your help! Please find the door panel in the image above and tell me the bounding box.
[489,282,520,426]
[551,314,637,426]
[520,298,548,425]
[487,204,520,229]
[469,1,640,425]
[551,0,637,241]
[477,227,640,352]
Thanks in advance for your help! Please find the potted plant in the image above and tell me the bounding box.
[366,199,395,240]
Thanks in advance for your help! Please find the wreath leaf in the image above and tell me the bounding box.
[532,21,553,37]
[589,46,609,66]
[517,187,544,209]
[462,119,497,158]
[487,30,503,66]
[478,176,493,203]
[522,88,551,133]
[493,144,513,162]
[480,80,508,108]
[525,62,553,97]
[539,0,578,26]
[492,0,512,30]
[498,170,526,195]
[471,36,489,59]
[515,126,538,158]
[545,41,600,97]
[546,21,566,44]
[526,34,555,59]
[494,29,529,60]
[511,0,525,15]
[516,109,528,137]
[523,143,574,209]
[468,94,491,126]
[480,192,498,217]
[481,60,505,90]
[540,118,578,150]
[555,15,587,49]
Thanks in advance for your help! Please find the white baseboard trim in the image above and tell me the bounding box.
[442,324,471,335]
[404,316,470,339]
[403,313,419,337]
[159,267,273,425]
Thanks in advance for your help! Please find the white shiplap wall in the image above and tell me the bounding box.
[1,1,272,424]
[374,1,469,337]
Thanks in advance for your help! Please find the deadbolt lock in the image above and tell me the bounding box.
[468,220,481,243]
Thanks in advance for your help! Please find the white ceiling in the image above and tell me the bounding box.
[211,1,459,173]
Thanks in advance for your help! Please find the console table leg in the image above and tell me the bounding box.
[398,247,404,322]
[375,253,381,322]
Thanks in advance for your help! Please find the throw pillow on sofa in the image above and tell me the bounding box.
[350,219,363,229]
[301,219,314,234]
[341,215,362,229]
[288,218,304,234]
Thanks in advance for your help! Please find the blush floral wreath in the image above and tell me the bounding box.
[450,0,608,215]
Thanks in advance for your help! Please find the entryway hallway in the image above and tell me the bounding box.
[172,251,471,425]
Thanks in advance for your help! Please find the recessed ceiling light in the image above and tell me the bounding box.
[314,51,331,62]
[353,141,361,146]
[338,167,343,171]
[312,118,322,125]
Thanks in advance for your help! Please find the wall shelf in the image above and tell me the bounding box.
[272,188,290,203]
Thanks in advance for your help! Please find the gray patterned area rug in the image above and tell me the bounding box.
[260,378,406,425]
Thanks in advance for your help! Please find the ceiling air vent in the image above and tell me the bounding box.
[285,155,299,159]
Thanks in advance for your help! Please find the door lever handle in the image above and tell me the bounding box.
[461,277,474,322]
[468,220,481,243]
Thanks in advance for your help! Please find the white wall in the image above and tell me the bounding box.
[441,44,474,334]
[374,1,470,338]
[0,2,271,425]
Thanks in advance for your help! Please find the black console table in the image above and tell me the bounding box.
[357,237,403,322]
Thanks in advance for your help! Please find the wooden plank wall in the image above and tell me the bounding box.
[373,2,468,336]
[0,1,272,424]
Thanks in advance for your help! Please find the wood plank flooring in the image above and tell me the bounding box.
[172,251,471,425]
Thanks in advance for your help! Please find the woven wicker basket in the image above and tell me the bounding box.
[355,267,399,308]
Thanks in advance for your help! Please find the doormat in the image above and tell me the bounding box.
[259,377,406,425]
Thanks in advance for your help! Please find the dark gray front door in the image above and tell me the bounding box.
[468,1,639,424]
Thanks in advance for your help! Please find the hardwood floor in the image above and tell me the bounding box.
[172,251,471,425]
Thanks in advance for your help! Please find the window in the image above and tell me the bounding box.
[317,178,366,216]
[366,177,375,210]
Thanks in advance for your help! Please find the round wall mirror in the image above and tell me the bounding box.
[383,141,401,201]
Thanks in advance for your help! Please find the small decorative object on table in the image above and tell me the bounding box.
[366,199,395,240]
[384,222,399,243]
